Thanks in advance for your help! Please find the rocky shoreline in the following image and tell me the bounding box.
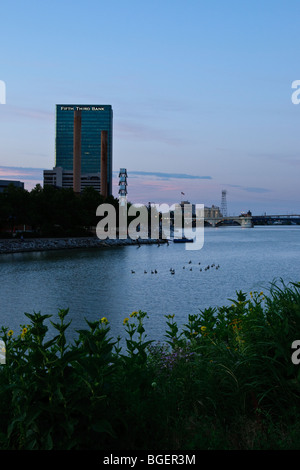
[0,236,168,255]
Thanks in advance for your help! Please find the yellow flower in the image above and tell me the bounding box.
[123,317,129,325]
[7,330,13,337]
[130,311,138,318]
[21,327,28,339]
[201,326,207,332]
[100,317,108,325]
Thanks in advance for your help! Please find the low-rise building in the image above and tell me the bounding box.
[204,205,222,218]
[0,180,24,193]
[43,167,101,192]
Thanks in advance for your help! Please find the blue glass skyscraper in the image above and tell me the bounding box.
[55,104,113,194]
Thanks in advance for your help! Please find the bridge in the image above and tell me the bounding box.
[204,216,253,228]
[165,211,300,232]
[203,214,300,227]
[251,214,300,225]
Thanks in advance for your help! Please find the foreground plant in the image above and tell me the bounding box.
[0,280,299,450]
[0,310,117,449]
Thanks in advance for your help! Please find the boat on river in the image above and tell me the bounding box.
[173,237,194,243]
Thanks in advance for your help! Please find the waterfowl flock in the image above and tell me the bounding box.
[130,261,220,275]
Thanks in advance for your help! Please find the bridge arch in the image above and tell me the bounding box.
[204,217,253,228]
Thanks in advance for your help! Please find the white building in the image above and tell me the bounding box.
[43,167,101,192]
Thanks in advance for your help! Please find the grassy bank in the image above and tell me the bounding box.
[0,280,300,450]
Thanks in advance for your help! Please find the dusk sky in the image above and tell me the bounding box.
[1,0,300,215]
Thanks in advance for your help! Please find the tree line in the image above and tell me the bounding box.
[0,183,119,238]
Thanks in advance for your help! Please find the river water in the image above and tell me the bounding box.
[1,226,299,346]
